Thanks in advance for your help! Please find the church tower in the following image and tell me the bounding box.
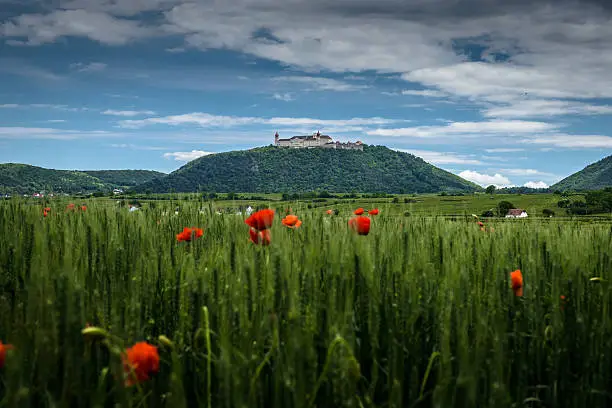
[274,131,279,146]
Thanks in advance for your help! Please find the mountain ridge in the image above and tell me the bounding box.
[0,163,165,194]
[551,155,612,191]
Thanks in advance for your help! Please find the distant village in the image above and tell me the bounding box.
[274,131,364,150]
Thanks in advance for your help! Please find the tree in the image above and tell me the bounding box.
[543,208,555,217]
[497,200,515,217]
[485,185,496,195]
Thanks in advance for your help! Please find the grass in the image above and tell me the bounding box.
[1,198,611,407]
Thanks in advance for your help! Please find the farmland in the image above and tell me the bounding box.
[1,197,612,407]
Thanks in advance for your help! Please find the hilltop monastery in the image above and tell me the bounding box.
[274,131,364,150]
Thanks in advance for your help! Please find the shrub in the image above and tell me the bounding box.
[557,199,571,208]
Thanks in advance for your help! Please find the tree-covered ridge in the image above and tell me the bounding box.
[0,163,164,194]
[135,145,481,194]
[552,155,612,191]
[83,170,166,187]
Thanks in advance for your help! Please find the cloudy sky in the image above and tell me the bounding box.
[1,0,612,187]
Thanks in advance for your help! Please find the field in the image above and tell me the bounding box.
[123,192,609,218]
[1,197,612,407]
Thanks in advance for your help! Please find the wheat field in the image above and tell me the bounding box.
[0,199,611,408]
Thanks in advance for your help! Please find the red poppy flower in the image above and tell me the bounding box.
[249,228,271,245]
[368,208,379,215]
[80,205,87,212]
[560,295,569,310]
[354,208,365,215]
[281,215,302,228]
[123,342,160,386]
[510,269,523,297]
[245,209,275,231]
[477,221,484,227]
[176,227,204,242]
[326,209,333,215]
[0,341,13,369]
[348,216,371,235]
[66,203,75,211]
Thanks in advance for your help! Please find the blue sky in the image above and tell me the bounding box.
[1,0,611,188]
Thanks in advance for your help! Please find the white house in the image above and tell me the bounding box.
[505,209,528,218]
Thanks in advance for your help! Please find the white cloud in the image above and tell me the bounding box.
[458,170,513,188]
[57,0,183,16]
[394,148,483,165]
[499,168,551,176]
[521,134,612,148]
[119,112,401,129]
[1,9,156,45]
[102,109,156,116]
[484,148,525,153]
[0,103,92,112]
[70,62,107,72]
[401,89,448,98]
[272,92,294,101]
[111,143,166,151]
[523,181,549,188]
[0,126,113,140]
[367,120,558,138]
[402,60,612,103]
[272,76,369,92]
[163,150,215,161]
[47,119,66,123]
[482,99,612,118]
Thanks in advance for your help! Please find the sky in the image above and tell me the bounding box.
[1,0,612,188]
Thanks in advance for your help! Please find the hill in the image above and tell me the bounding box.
[552,155,612,191]
[82,170,166,187]
[134,145,481,194]
[0,163,164,194]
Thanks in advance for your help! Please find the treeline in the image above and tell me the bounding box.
[281,191,394,200]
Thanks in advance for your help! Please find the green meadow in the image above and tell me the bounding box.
[1,197,611,407]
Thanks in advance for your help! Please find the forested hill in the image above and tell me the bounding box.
[0,163,164,194]
[82,170,166,187]
[134,145,481,194]
[552,155,612,191]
